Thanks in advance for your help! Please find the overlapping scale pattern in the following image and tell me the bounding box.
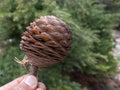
[20,16,72,67]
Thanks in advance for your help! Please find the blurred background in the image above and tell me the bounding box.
[0,0,120,90]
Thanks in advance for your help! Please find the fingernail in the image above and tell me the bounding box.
[23,75,37,87]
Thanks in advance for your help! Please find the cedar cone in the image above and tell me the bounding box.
[20,16,72,75]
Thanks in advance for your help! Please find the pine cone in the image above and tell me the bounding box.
[20,16,72,68]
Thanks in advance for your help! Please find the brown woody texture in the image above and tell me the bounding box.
[20,16,72,68]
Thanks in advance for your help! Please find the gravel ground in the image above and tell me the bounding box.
[113,30,120,81]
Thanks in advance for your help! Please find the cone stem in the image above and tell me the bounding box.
[29,65,38,76]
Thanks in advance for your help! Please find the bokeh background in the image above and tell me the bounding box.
[0,0,120,90]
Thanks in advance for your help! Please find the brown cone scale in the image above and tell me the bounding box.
[20,16,72,69]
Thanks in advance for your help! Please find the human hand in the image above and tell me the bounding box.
[0,74,46,90]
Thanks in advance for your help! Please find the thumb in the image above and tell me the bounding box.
[12,75,38,90]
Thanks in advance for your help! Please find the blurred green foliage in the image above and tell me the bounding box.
[0,0,119,90]
[0,46,25,85]
[57,0,117,75]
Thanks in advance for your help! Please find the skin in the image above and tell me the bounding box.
[0,74,46,90]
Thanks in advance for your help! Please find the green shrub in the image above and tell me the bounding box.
[55,0,117,75]
[0,46,25,85]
